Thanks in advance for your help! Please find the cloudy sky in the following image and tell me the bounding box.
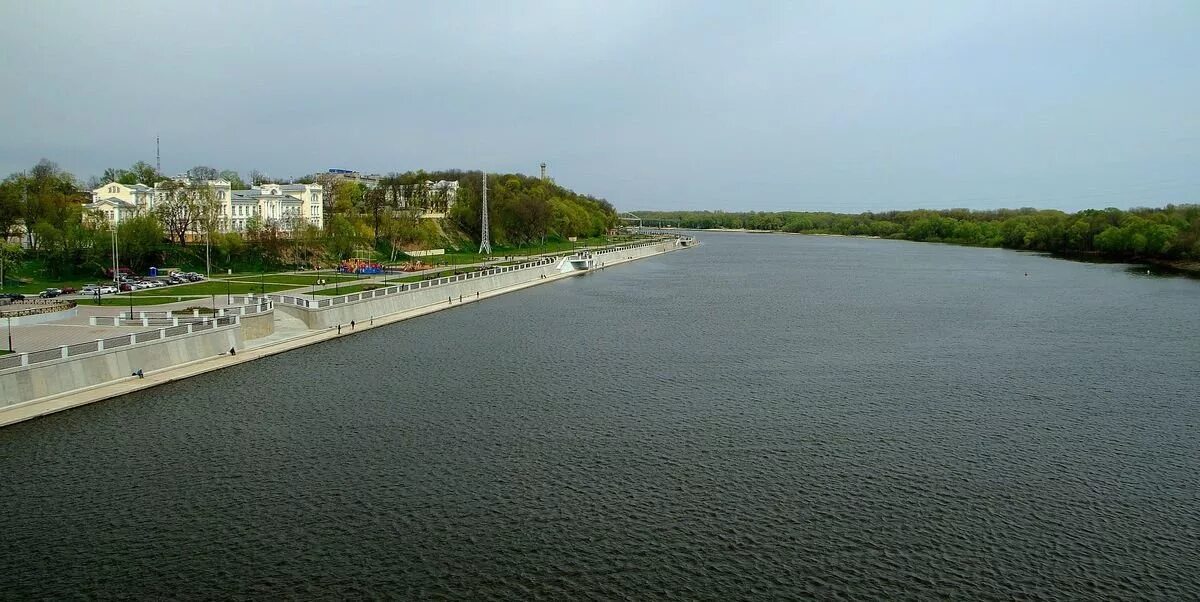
[1,0,1196,212]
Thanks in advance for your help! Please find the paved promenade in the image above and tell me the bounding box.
[1,238,690,427]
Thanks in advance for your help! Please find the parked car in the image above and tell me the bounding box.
[39,288,63,298]
[60,286,77,294]
[81,284,100,295]
[149,280,165,287]
[1,293,26,301]
[99,285,118,294]
[119,283,133,292]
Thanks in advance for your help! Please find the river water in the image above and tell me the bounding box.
[3,232,1198,599]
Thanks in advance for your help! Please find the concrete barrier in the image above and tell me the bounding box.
[240,310,275,340]
[0,321,243,408]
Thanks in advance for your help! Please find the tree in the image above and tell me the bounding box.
[20,160,78,248]
[118,213,164,270]
[248,170,271,185]
[153,180,213,246]
[219,170,247,190]
[130,161,161,185]
[187,166,220,181]
[0,175,25,241]
[0,241,20,289]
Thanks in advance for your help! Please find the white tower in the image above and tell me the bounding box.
[478,173,491,255]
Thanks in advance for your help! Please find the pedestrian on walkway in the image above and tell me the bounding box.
[337,324,341,334]
[351,320,355,330]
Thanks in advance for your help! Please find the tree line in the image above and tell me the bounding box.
[635,206,1200,262]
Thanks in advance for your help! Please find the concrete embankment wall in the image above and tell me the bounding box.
[240,311,275,339]
[0,324,242,409]
[3,306,79,326]
[276,239,677,329]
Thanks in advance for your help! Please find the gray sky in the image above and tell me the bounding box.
[1,0,1196,212]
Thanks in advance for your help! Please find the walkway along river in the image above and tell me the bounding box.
[0,236,694,426]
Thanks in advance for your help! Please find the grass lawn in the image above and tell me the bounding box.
[132,281,294,297]
[81,295,205,306]
[225,273,359,286]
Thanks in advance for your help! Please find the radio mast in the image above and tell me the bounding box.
[478,173,491,255]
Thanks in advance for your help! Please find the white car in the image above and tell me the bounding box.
[99,286,118,294]
[81,284,100,295]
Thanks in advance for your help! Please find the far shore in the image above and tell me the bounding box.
[676,227,1200,277]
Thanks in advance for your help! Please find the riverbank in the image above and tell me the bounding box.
[688,227,1200,277]
[0,238,694,427]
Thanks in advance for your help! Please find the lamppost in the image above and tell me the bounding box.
[7,315,12,352]
[226,279,231,304]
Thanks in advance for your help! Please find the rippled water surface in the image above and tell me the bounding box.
[3,233,1199,599]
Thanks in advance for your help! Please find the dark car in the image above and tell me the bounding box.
[39,288,63,298]
[60,286,77,294]
[119,283,134,292]
[1,293,26,301]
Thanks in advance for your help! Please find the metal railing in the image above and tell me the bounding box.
[265,256,559,309]
[256,235,689,311]
[90,302,272,327]
[0,315,239,372]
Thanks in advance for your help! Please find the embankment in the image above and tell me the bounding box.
[0,236,694,427]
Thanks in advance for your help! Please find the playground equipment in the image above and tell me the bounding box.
[339,258,383,275]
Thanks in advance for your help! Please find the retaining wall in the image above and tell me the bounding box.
[0,322,242,408]
[2,306,79,326]
[240,311,275,340]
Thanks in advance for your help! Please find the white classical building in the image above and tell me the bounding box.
[397,180,459,218]
[86,179,324,233]
[84,182,156,225]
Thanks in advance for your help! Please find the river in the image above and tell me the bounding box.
[3,232,1198,599]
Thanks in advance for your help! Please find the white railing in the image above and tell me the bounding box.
[259,235,688,310]
[0,316,240,372]
[89,301,272,327]
[267,256,558,309]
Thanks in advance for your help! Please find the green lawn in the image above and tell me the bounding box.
[83,295,205,306]
[132,281,294,297]
[225,273,359,286]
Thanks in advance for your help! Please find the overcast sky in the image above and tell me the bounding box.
[1,1,1196,212]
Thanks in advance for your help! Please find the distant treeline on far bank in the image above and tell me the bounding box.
[634,205,1200,265]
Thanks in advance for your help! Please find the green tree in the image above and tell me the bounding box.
[118,213,164,270]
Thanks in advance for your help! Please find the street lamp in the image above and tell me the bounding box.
[6,315,12,352]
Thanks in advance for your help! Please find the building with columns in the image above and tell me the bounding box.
[84,182,155,225]
[85,179,323,233]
